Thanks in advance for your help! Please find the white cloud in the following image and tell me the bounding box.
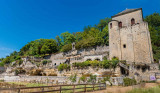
[0,47,14,51]
[0,47,17,58]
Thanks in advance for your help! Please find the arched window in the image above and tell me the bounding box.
[55,63,56,65]
[110,23,112,29]
[119,22,122,28]
[131,18,135,25]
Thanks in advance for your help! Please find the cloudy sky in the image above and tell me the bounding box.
[0,0,159,58]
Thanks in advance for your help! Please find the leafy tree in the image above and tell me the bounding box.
[58,64,70,71]
[60,43,72,52]
[41,39,58,55]
[74,32,82,42]
[56,35,63,50]
[97,18,111,31]
[60,32,75,45]
[0,62,4,66]
[145,13,160,63]
[2,56,11,64]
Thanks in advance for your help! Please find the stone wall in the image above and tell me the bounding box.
[0,67,5,74]
[58,67,112,77]
[0,75,124,85]
[84,55,103,61]
[50,45,109,66]
[109,9,153,63]
[2,76,70,84]
[112,9,143,26]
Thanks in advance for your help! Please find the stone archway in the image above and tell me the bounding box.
[94,58,101,61]
[86,59,92,61]
[120,67,129,76]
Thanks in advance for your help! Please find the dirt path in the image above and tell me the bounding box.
[87,83,158,93]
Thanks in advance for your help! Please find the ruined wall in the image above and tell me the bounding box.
[0,67,5,74]
[50,53,66,66]
[50,45,109,66]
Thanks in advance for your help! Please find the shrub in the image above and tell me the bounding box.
[123,78,137,86]
[69,74,77,84]
[58,64,70,71]
[15,68,26,75]
[101,76,111,85]
[0,62,4,66]
[79,75,87,83]
[17,59,23,65]
[42,60,48,65]
[72,59,119,69]
[88,74,97,84]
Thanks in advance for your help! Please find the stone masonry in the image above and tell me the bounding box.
[109,8,153,63]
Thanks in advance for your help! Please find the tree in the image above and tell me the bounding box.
[145,13,160,63]
[74,32,82,42]
[97,18,111,31]
[2,57,11,64]
[101,26,109,45]
[60,43,72,52]
[60,32,75,45]
[40,39,58,55]
[56,35,63,50]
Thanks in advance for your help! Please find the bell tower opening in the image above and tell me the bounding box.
[131,18,135,25]
[119,22,122,28]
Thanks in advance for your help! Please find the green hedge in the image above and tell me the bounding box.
[72,60,119,69]
[58,64,70,71]
[123,78,136,86]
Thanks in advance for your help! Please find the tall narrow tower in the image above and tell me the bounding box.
[109,8,153,63]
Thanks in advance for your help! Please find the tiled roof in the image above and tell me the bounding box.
[112,8,142,18]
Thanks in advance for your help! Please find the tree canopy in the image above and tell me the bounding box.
[144,13,160,62]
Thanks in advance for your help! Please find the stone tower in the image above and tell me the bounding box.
[109,8,153,63]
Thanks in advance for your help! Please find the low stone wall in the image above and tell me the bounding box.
[2,76,71,84]
[1,75,125,85]
[58,67,112,77]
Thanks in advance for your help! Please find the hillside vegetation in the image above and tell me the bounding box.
[0,13,160,66]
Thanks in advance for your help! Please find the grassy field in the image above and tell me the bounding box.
[7,82,47,87]
[61,85,100,93]
[128,86,160,93]
[0,82,103,93]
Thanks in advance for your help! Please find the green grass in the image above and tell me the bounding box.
[61,85,100,93]
[128,86,160,93]
[7,82,47,87]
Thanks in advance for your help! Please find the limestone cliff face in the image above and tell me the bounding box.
[109,8,153,63]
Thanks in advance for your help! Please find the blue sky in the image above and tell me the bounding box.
[0,0,159,58]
